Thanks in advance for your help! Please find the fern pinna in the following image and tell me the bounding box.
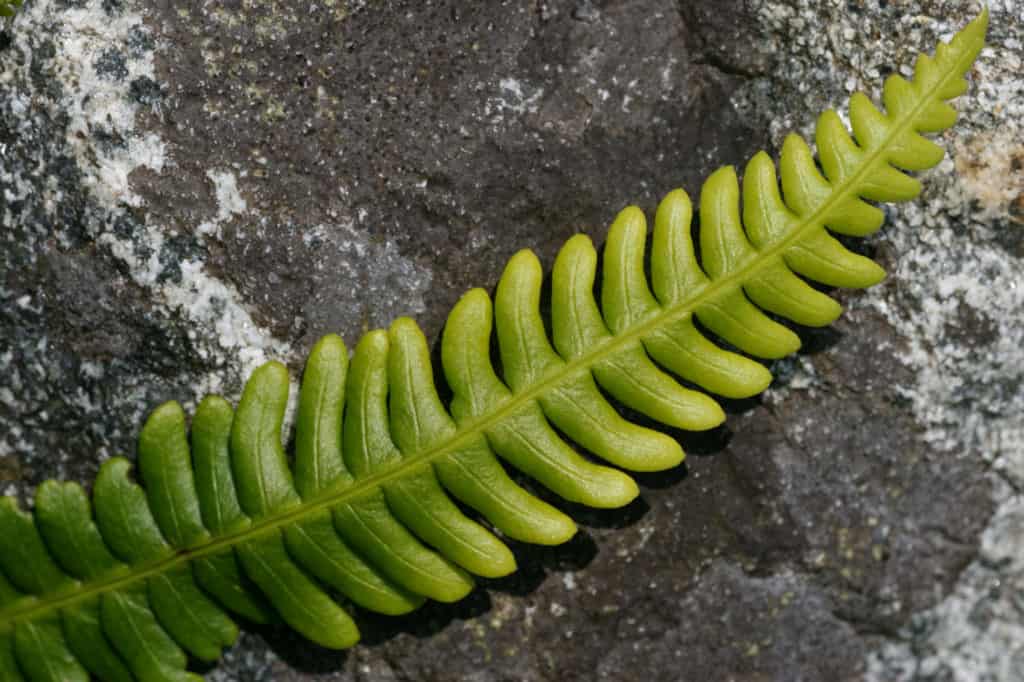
[0,10,987,682]
[0,0,20,18]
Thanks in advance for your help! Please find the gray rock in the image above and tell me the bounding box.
[0,0,1020,681]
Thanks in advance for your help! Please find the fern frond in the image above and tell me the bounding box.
[0,10,988,681]
[0,0,22,19]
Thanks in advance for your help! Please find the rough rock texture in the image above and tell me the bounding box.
[0,1,1021,681]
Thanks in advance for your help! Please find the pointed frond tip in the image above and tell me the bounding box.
[0,10,987,681]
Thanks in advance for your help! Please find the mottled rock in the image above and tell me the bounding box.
[0,0,1021,681]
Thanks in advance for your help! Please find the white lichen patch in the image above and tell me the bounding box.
[14,0,166,207]
[864,175,1024,453]
[736,1,1023,679]
[485,76,545,123]
[2,0,296,435]
[197,169,249,237]
[98,222,289,379]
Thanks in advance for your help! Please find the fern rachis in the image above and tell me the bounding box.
[0,10,988,681]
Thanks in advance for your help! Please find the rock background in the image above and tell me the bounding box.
[1,1,1021,681]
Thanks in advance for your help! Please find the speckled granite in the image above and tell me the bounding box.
[0,1,1021,680]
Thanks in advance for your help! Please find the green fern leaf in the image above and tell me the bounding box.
[0,0,21,18]
[0,9,988,681]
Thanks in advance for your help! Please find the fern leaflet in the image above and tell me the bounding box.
[0,0,21,18]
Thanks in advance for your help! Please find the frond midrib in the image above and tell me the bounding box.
[0,45,970,633]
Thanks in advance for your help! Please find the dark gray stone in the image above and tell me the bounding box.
[139,0,765,349]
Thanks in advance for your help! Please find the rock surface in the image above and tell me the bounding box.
[0,1,1021,681]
